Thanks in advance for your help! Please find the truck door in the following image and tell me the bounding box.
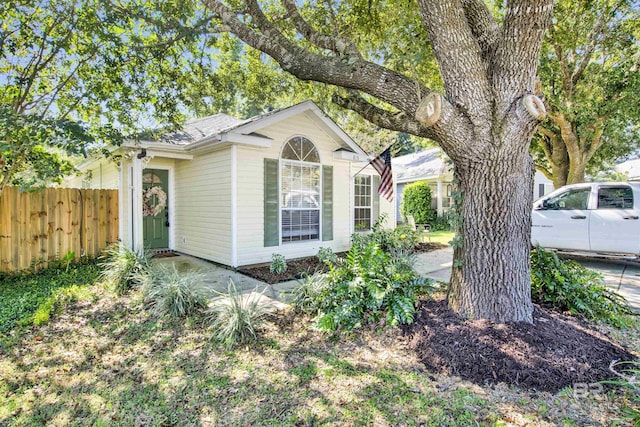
[589,185,640,255]
[531,186,591,251]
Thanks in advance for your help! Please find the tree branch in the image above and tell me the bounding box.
[333,91,432,137]
[493,0,554,114]
[280,0,361,57]
[416,0,492,128]
[202,0,434,118]
[460,0,500,62]
[571,13,609,86]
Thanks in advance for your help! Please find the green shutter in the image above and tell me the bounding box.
[372,175,380,223]
[322,165,333,241]
[264,158,279,247]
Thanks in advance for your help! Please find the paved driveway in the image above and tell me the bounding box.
[414,247,640,312]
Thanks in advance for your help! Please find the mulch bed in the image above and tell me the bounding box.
[238,255,335,284]
[404,299,637,392]
[238,242,449,284]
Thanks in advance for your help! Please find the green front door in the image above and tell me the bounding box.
[142,169,169,249]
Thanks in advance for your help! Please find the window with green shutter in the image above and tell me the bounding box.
[322,165,333,241]
[264,158,279,247]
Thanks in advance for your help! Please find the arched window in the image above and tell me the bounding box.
[280,137,321,242]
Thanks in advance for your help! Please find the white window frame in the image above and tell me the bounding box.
[353,174,373,232]
[279,137,322,244]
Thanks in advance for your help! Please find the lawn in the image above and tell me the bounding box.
[1,261,636,426]
[427,230,455,246]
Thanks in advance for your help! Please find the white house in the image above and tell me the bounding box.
[64,101,395,267]
[392,147,554,222]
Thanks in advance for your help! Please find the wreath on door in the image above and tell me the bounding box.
[143,186,167,217]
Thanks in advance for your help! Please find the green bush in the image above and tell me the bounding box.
[316,247,338,264]
[305,239,433,332]
[430,214,453,231]
[401,181,436,224]
[208,279,271,348]
[352,214,421,253]
[136,264,209,318]
[0,258,100,333]
[270,253,287,274]
[100,243,150,295]
[530,247,634,326]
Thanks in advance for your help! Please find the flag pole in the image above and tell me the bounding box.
[351,143,396,177]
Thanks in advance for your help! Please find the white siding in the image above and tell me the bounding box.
[173,148,232,265]
[235,112,394,266]
[64,159,120,189]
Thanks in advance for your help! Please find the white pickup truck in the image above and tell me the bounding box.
[531,182,640,257]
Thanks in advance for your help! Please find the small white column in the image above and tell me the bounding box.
[132,154,144,253]
[436,180,443,217]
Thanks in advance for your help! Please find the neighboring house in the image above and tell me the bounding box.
[392,148,454,221]
[393,148,554,222]
[64,101,394,267]
[615,158,640,181]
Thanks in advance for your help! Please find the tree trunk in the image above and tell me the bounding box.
[566,155,587,185]
[448,137,535,323]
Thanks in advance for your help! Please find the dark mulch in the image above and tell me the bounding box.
[404,299,636,392]
[239,243,449,284]
[238,255,337,284]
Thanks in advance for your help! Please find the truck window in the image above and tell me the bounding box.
[597,187,633,209]
[546,188,590,210]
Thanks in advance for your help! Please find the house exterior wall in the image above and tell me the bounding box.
[173,147,233,265]
[235,113,394,266]
[65,160,120,190]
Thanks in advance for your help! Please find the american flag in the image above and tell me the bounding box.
[371,147,393,202]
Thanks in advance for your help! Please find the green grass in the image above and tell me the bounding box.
[0,256,633,426]
[427,230,455,246]
[0,259,101,334]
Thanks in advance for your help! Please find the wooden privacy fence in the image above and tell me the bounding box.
[0,187,118,272]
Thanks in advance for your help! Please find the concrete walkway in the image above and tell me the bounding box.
[153,254,298,311]
[413,247,640,312]
[155,249,640,313]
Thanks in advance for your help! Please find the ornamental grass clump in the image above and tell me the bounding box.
[289,271,328,314]
[208,279,271,348]
[99,243,150,295]
[530,247,634,326]
[135,264,209,318]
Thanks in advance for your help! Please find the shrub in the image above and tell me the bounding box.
[100,243,149,295]
[317,247,338,264]
[430,213,453,231]
[352,214,421,253]
[136,264,209,318]
[208,279,271,348]
[530,247,634,326]
[310,239,433,332]
[401,181,436,224]
[270,253,287,274]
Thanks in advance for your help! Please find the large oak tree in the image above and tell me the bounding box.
[533,0,640,187]
[197,0,554,322]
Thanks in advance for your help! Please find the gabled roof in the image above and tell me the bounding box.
[392,147,452,183]
[137,100,368,157]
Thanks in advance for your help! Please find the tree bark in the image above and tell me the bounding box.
[449,142,535,322]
